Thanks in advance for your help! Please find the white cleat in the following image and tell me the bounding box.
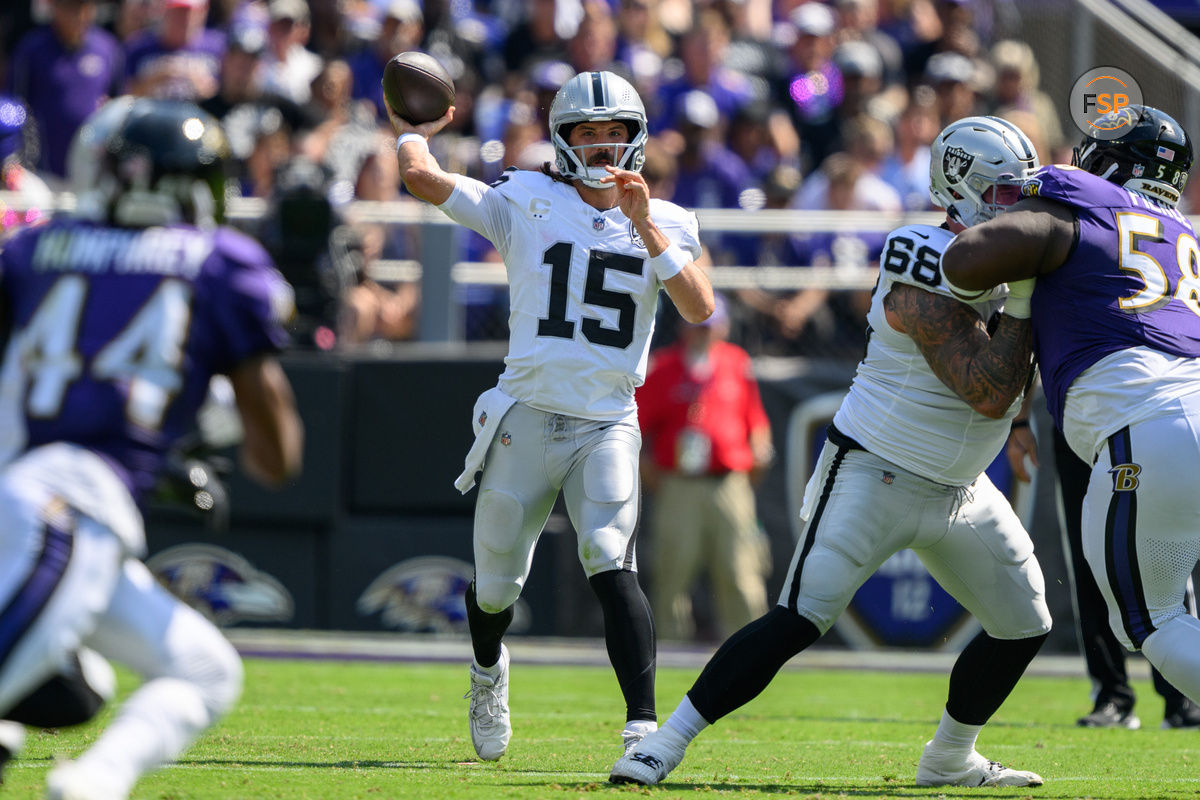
[465,644,511,761]
[609,724,689,785]
[915,742,1044,787]
[45,761,126,800]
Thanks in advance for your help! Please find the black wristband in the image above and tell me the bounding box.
[1010,419,1030,430]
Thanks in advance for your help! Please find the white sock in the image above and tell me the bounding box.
[0,720,24,754]
[664,696,709,742]
[928,708,981,760]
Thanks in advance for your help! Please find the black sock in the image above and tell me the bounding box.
[687,606,821,723]
[589,570,656,722]
[465,581,513,668]
[946,631,1049,725]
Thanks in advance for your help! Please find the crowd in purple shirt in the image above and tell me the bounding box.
[0,0,1078,349]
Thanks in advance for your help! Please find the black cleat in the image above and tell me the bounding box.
[1162,699,1200,729]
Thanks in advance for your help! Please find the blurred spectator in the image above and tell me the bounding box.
[615,0,670,93]
[794,115,901,212]
[924,50,981,127]
[987,39,1063,155]
[115,0,161,44]
[879,85,939,209]
[0,97,54,231]
[727,100,799,184]
[300,59,379,192]
[199,25,268,119]
[779,1,844,168]
[834,0,903,85]
[338,224,419,346]
[501,0,566,75]
[565,0,620,75]
[258,156,357,348]
[667,90,753,262]
[655,9,755,134]
[641,135,679,200]
[8,0,123,180]
[831,40,884,117]
[261,0,323,104]
[347,0,424,121]
[637,293,774,642]
[124,0,224,100]
[786,151,888,355]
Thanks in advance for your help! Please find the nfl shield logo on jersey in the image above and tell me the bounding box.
[593,216,605,231]
[943,146,974,183]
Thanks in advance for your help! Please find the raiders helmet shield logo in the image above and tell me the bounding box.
[943,146,975,183]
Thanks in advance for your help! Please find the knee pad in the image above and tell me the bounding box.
[472,575,522,614]
[475,489,526,556]
[160,611,243,718]
[583,445,636,505]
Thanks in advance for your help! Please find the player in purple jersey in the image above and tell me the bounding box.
[943,105,1200,710]
[0,97,303,800]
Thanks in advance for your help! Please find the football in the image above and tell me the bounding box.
[382,51,455,125]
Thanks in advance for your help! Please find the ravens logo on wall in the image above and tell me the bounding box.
[358,556,531,633]
[147,544,294,626]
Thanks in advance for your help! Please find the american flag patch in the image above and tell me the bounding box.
[1158,145,1175,162]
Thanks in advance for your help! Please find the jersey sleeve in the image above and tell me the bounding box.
[651,199,702,260]
[437,169,524,256]
[1020,164,1129,209]
[878,224,1005,304]
[206,228,294,373]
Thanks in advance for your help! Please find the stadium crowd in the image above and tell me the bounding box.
[0,0,1099,350]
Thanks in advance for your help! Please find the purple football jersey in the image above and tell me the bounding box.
[1024,165,1200,429]
[0,218,292,501]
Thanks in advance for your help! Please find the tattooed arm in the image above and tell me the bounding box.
[884,283,1033,419]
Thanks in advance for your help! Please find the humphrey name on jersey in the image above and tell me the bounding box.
[31,224,213,280]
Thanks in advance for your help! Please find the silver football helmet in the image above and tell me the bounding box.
[548,71,648,188]
[929,116,1039,227]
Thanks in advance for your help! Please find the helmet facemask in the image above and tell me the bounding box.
[549,71,648,188]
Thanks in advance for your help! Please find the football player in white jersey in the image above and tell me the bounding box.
[611,116,1053,788]
[388,70,715,761]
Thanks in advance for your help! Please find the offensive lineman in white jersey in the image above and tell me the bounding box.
[388,70,715,761]
[612,117,1053,787]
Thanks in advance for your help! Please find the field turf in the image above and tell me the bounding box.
[5,649,1199,799]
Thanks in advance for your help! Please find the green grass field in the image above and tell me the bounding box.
[5,652,1198,799]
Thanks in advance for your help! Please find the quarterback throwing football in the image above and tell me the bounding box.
[389,70,715,761]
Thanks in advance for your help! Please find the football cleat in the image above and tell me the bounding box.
[1077,701,1140,729]
[465,643,511,761]
[1162,698,1200,729]
[621,721,657,755]
[609,724,689,785]
[45,760,126,800]
[915,742,1044,787]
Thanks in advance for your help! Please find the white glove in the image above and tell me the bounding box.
[1003,277,1036,319]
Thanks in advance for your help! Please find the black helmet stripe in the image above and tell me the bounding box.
[591,72,605,108]
[990,116,1034,160]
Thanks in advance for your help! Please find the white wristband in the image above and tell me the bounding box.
[648,243,689,282]
[396,133,429,154]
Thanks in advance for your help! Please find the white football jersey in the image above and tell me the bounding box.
[833,223,1021,486]
[439,169,701,421]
